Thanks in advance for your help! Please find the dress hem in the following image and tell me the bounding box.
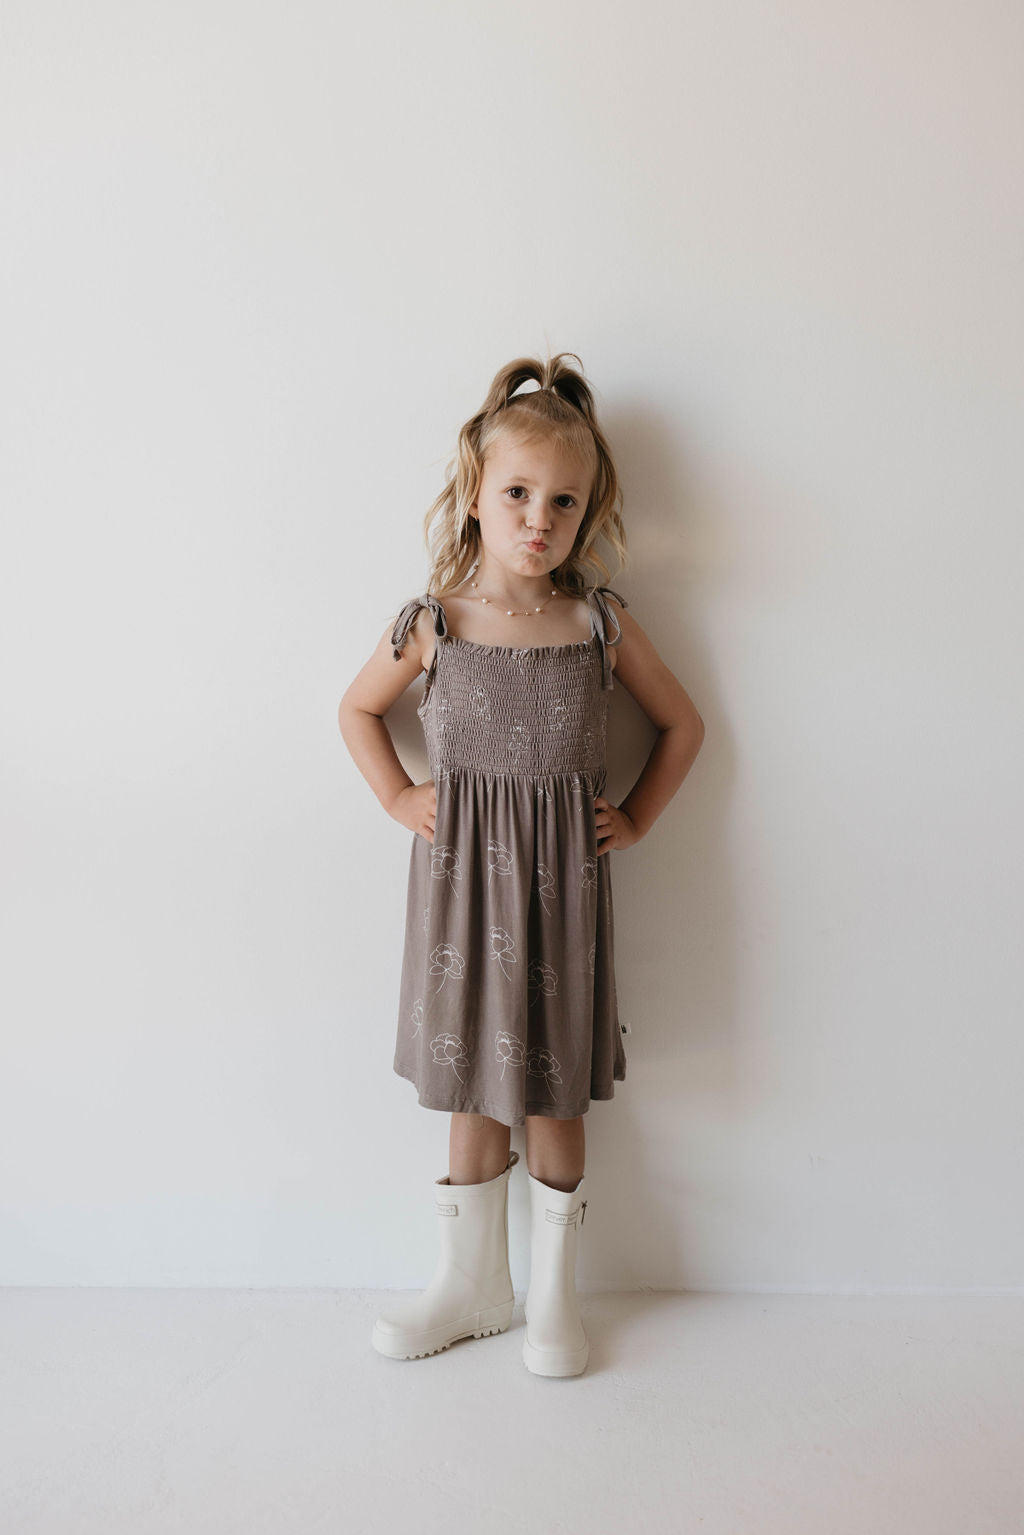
[392,1064,625,1128]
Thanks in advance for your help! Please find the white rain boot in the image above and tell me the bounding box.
[522,1169,590,1377]
[372,1150,519,1360]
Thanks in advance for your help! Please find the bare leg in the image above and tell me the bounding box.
[449,1112,512,1185]
[524,1114,585,1192]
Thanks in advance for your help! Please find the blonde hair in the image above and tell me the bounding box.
[422,352,628,598]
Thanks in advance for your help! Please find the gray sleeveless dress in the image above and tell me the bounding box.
[388,586,629,1128]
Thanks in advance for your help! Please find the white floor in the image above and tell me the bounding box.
[2,1289,1021,1533]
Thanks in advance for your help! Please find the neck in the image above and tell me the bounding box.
[470,559,557,607]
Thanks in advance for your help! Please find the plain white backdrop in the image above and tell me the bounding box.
[2,0,1021,1294]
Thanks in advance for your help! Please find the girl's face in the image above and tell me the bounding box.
[469,430,593,585]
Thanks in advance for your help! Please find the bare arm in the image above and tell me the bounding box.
[603,600,706,843]
[337,607,439,839]
[618,721,705,839]
[338,706,416,817]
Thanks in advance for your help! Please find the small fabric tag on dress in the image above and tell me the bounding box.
[545,1209,579,1227]
[436,1203,458,1217]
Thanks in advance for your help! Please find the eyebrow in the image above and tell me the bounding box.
[503,474,584,492]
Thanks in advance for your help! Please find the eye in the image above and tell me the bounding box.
[555,495,576,509]
[506,486,527,501]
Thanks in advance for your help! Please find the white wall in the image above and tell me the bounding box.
[2,0,1021,1292]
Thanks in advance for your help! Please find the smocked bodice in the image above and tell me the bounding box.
[389,587,627,779]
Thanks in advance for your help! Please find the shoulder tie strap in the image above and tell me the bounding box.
[390,594,449,661]
[589,586,629,690]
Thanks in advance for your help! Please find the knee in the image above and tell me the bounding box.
[452,1112,508,1135]
[525,1113,583,1132]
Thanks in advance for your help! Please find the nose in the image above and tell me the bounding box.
[526,506,553,533]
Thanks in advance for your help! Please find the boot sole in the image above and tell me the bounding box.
[522,1335,590,1377]
[372,1299,514,1360]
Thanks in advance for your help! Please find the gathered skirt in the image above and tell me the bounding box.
[393,764,627,1128]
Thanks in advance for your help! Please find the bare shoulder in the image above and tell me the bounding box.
[604,595,705,735]
[339,600,434,718]
[404,601,439,673]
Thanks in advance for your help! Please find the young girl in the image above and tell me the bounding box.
[338,353,705,1376]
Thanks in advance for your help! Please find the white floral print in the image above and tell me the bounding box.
[435,768,459,799]
[430,844,463,896]
[535,861,557,916]
[411,997,424,1034]
[587,942,596,975]
[581,856,597,892]
[495,1029,526,1080]
[550,699,568,732]
[569,772,591,814]
[506,719,531,763]
[429,941,466,991]
[433,697,453,743]
[488,925,518,980]
[488,839,514,885]
[526,1046,563,1103]
[528,959,559,1003]
[469,685,492,718]
[430,1031,470,1084]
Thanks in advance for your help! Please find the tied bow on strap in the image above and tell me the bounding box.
[390,594,449,661]
[590,587,628,689]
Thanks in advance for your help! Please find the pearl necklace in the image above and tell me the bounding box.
[468,577,558,617]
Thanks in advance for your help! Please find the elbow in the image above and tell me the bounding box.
[666,708,705,743]
[675,709,705,754]
[338,696,384,733]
